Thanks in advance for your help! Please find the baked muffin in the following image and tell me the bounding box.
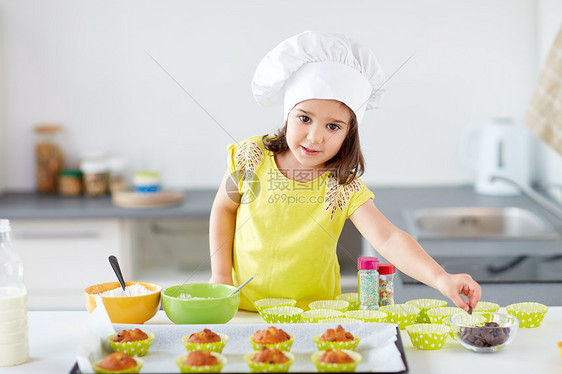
[244,347,295,373]
[92,352,144,373]
[249,326,294,351]
[181,329,229,353]
[174,351,226,373]
[312,325,361,351]
[311,349,362,372]
[107,329,154,357]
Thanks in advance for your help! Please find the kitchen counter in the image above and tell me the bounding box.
[4,308,561,374]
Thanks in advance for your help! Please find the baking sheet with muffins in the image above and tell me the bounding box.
[71,322,408,373]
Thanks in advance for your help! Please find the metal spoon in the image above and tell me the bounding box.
[228,274,257,296]
[108,255,129,296]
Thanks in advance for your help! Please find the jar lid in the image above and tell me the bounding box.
[80,160,108,174]
[379,263,396,275]
[34,124,63,134]
[357,257,379,270]
[59,169,82,177]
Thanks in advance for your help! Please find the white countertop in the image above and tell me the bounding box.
[2,308,561,374]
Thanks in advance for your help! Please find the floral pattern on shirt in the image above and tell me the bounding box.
[325,177,364,221]
[234,140,264,194]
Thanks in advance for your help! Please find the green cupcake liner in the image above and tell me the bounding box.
[174,352,227,373]
[92,357,144,374]
[254,298,297,313]
[243,351,295,373]
[301,309,343,323]
[405,323,449,350]
[309,300,350,313]
[249,334,295,352]
[319,317,362,324]
[426,307,464,324]
[336,293,360,311]
[107,332,154,357]
[261,306,303,323]
[473,301,500,313]
[312,334,361,351]
[506,302,548,328]
[379,304,420,329]
[181,333,229,353]
[344,310,387,323]
[311,349,362,372]
[405,299,447,323]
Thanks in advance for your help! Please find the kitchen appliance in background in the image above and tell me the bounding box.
[463,117,530,196]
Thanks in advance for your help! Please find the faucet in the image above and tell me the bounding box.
[490,175,562,221]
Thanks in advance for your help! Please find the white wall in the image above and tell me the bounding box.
[0,0,543,190]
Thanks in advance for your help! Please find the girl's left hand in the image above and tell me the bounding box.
[435,273,481,312]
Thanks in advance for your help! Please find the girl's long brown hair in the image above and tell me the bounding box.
[262,113,365,185]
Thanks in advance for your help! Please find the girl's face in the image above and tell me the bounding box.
[284,99,352,171]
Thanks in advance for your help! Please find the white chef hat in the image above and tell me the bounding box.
[252,31,386,125]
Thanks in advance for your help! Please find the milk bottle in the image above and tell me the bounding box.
[0,219,29,366]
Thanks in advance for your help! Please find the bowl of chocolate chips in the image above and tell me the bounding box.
[449,312,519,352]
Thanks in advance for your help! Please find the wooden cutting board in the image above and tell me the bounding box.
[112,191,184,208]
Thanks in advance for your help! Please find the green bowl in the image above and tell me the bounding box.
[162,283,240,324]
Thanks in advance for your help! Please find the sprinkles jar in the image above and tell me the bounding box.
[357,257,379,310]
[378,263,395,307]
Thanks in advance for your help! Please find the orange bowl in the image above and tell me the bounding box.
[84,281,162,324]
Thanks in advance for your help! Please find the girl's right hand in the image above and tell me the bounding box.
[209,273,233,286]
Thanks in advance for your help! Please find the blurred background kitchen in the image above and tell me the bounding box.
[0,0,561,310]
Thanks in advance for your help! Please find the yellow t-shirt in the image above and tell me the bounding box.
[227,136,374,311]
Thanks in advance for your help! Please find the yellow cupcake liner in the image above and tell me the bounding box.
[92,357,144,374]
[312,334,361,351]
[174,352,227,373]
[319,317,362,324]
[311,350,362,372]
[254,298,297,313]
[309,300,350,313]
[405,299,447,323]
[473,301,500,313]
[426,307,464,324]
[379,304,420,329]
[344,310,387,323]
[405,323,449,350]
[301,309,343,323]
[249,334,295,351]
[107,331,154,357]
[336,293,360,311]
[260,306,303,323]
[181,333,229,353]
[243,351,295,373]
[505,302,548,328]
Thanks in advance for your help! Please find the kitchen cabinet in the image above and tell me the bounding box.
[10,219,130,310]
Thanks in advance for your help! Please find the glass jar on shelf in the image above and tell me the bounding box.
[57,169,83,197]
[80,160,109,197]
[34,124,65,194]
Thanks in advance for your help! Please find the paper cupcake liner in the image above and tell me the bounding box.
[319,317,362,324]
[261,306,303,323]
[405,299,447,323]
[405,323,449,350]
[336,293,360,311]
[174,352,227,373]
[92,357,144,374]
[556,341,562,360]
[426,307,464,324]
[311,349,362,373]
[312,334,361,351]
[243,351,295,373]
[344,310,387,323]
[107,331,154,357]
[301,309,343,323]
[379,304,420,329]
[473,301,500,313]
[181,333,229,353]
[249,335,295,352]
[505,302,548,328]
[254,298,297,313]
[308,300,350,313]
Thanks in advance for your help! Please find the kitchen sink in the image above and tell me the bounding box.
[403,207,560,240]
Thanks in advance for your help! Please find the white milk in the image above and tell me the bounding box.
[0,287,29,366]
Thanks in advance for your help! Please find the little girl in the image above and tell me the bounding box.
[209,31,481,312]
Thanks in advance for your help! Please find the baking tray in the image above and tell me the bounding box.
[70,323,408,373]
